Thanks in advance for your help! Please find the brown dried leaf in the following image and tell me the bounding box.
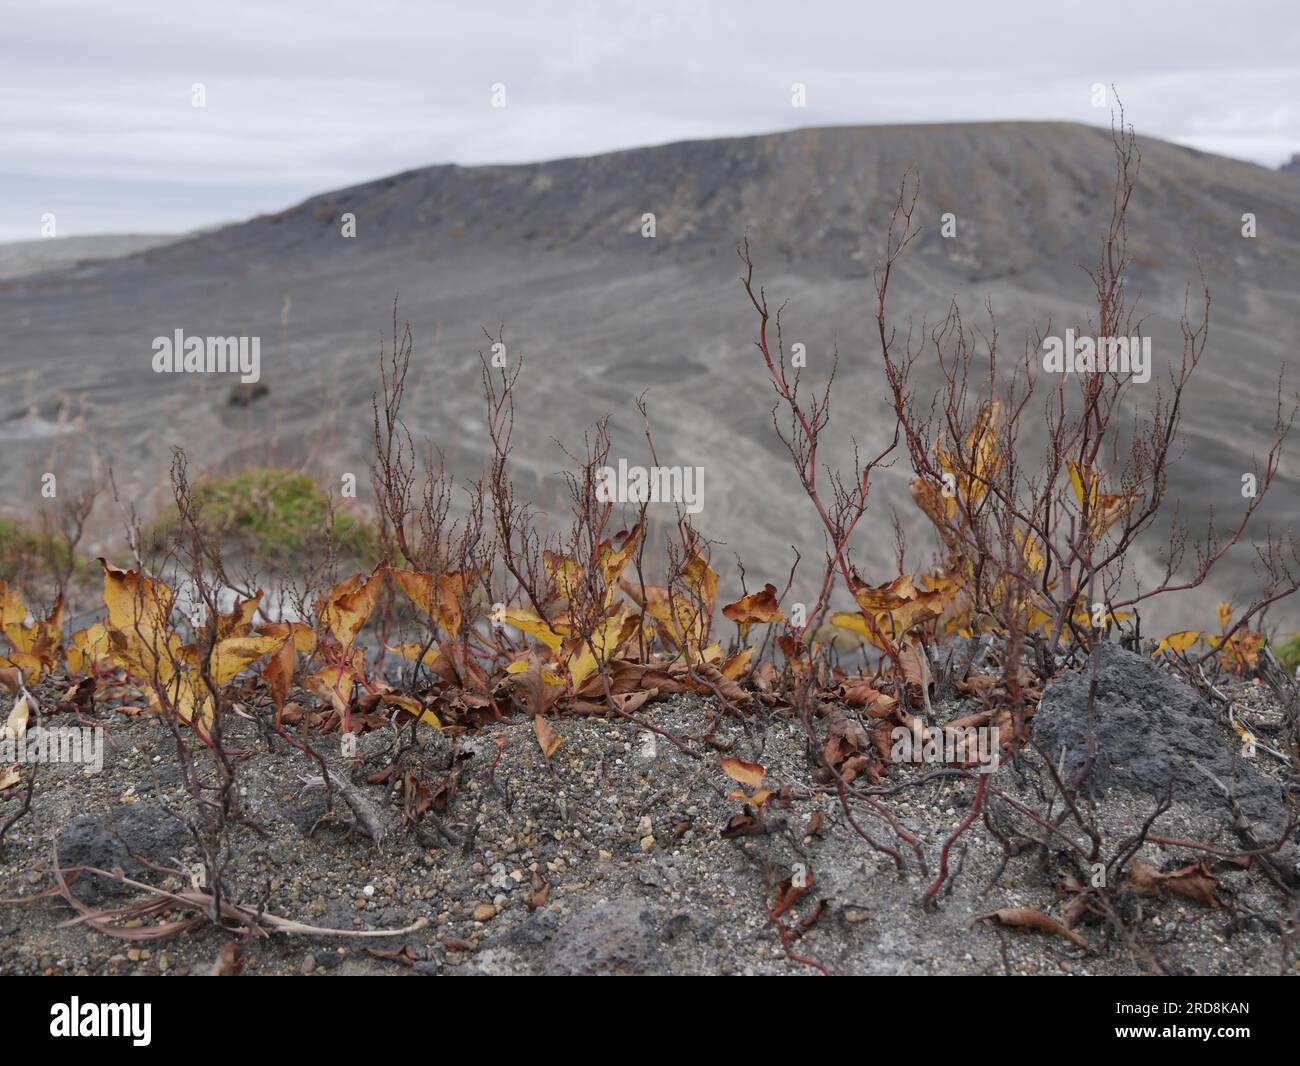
[720,757,765,789]
[977,907,1089,949]
[533,715,561,760]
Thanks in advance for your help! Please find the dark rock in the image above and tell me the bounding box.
[287,793,329,836]
[143,761,183,791]
[1033,644,1286,830]
[227,381,269,407]
[108,803,190,860]
[542,895,667,976]
[664,910,719,942]
[495,911,558,950]
[56,805,188,904]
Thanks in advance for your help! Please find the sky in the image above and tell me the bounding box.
[2,0,1298,241]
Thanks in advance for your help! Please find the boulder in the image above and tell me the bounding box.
[1033,644,1285,831]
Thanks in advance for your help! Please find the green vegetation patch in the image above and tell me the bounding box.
[162,468,378,568]
[0,516,95,588]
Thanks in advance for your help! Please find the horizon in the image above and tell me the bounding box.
[4,117,1294,246]
[3,0,1297,241]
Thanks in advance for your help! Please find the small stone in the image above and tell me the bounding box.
[362,884,375,897]
[473,903,497,922]
[157,953,170,972]
[302,953,317,974]
[640,835,655,852]
[599,850,613,862]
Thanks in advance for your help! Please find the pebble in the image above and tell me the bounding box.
[473,903,497,922]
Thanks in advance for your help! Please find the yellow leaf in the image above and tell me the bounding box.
[1154,630,1202,656]
[501,607,565,652]
[728,787,773,808]
[0,587,63,681]
[566,610,637,689]
[0,583,26,632]
[67,622,110,676]
[376,692,418,714]
[388,642,442,669]
[1066,459,1091,509]
[597,525,641,602]
[831,611,890,650]
[215,591,262,639]
[391,567,471,635]
[911,477,958,535]
[850,575,943,635]
[631,552,718,653]
[937,402,1002,507]
[1013,527,1045,574]
[4,694,31,740]
[506,658,563,686]
[161,674,215,735]
[209,633,288,686]
[307,665,356,715]
[721,584,784,639]
[100,560,173,639]
[721,646,755,680]
[544,551,584,604]
[318,567,383,646]
[1066,461,1136,538]
[258,620,317,655]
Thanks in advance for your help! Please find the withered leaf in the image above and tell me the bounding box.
[976,907,1089,949]
[528,870,550,911]
[721,808,763,839]
[1126,860,1220,908]
[533,715,561,760]
[365,944,421,967]
[720,757,765,789]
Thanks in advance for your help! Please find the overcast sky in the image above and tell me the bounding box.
[2,0,1297,241]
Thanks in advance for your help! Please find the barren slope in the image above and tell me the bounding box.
[1,122,1297,628]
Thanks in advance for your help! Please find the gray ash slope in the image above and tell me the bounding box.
[2,122,1298,628]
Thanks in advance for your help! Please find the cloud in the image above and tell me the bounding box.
[2,0,1297,238]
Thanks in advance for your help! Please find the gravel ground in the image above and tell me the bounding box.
[0,667,1295,976]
